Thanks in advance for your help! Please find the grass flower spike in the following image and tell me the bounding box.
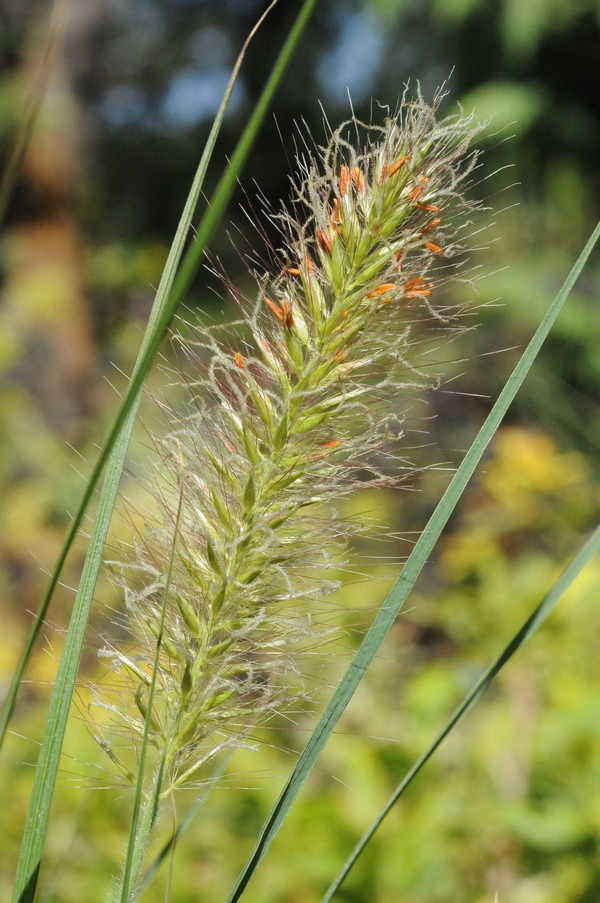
[94,87,485,896]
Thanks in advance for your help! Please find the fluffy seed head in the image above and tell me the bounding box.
[92,87,486,795]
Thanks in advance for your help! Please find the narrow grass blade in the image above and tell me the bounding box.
[225,222,600,903]
[322,521,600,901]
[0,0,69,226]
[10,2,319,898]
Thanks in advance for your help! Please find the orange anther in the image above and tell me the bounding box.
[339,165,351,196]
[287,267,301,276]
[341,310,349,319]
[304,252,315,273]
[419,174,430,183]
[409,185,423,202]
[317,228,334,254]
[417,202,440,212]
[421,218,442,234]
[351,166,365,192]
[405,277,433,291]
[395,248,403,273]
[367,283,396,298]
[404,276,434,298]
[265,296,285,322]
[386,155,408,179]
[405,289,433,298]
[424,241,443,254]
[234,352,245,370]
[281,299,294,329]
[265,296,294,327]
[323,440,341,448]
[330,197,342,225]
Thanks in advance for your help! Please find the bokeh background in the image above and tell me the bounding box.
[1,0,600,901]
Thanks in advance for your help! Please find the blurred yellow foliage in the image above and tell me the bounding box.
[483,428,590,512]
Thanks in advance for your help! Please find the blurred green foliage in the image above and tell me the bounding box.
[0,0,599,900]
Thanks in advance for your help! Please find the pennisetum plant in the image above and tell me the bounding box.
[6,5,600,898]
[91,88,487,900]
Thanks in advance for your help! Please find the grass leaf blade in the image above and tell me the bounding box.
[322,521,600,901]
[225,222,600,903]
